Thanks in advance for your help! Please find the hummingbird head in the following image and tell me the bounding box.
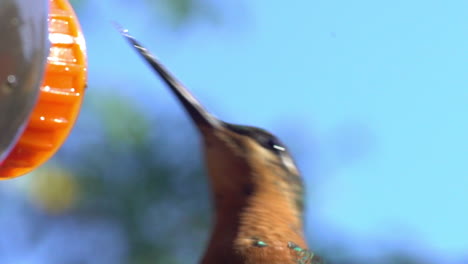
[119,29,304,213]
[210,123,304,212]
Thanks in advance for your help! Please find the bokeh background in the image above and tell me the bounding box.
[1,0,467,263]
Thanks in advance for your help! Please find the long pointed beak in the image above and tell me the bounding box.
[116,26,222,131]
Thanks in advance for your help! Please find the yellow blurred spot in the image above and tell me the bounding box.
[28,166,79,213]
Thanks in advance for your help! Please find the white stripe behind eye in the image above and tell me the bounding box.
[273,145,286,151]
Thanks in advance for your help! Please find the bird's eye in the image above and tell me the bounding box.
[266,137,286,152]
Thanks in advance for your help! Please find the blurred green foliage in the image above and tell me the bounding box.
[55,94,212,263]
[70,0,222,27]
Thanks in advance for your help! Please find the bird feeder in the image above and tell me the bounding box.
[0,0,87,179]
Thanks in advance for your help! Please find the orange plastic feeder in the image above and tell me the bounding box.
[0,0,87,179]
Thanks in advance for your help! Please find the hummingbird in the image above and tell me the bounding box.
[118,28,323,264]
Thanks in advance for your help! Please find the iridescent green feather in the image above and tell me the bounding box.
[288,242,324,264]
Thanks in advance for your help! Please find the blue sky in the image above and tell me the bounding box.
[80,0,467,261]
